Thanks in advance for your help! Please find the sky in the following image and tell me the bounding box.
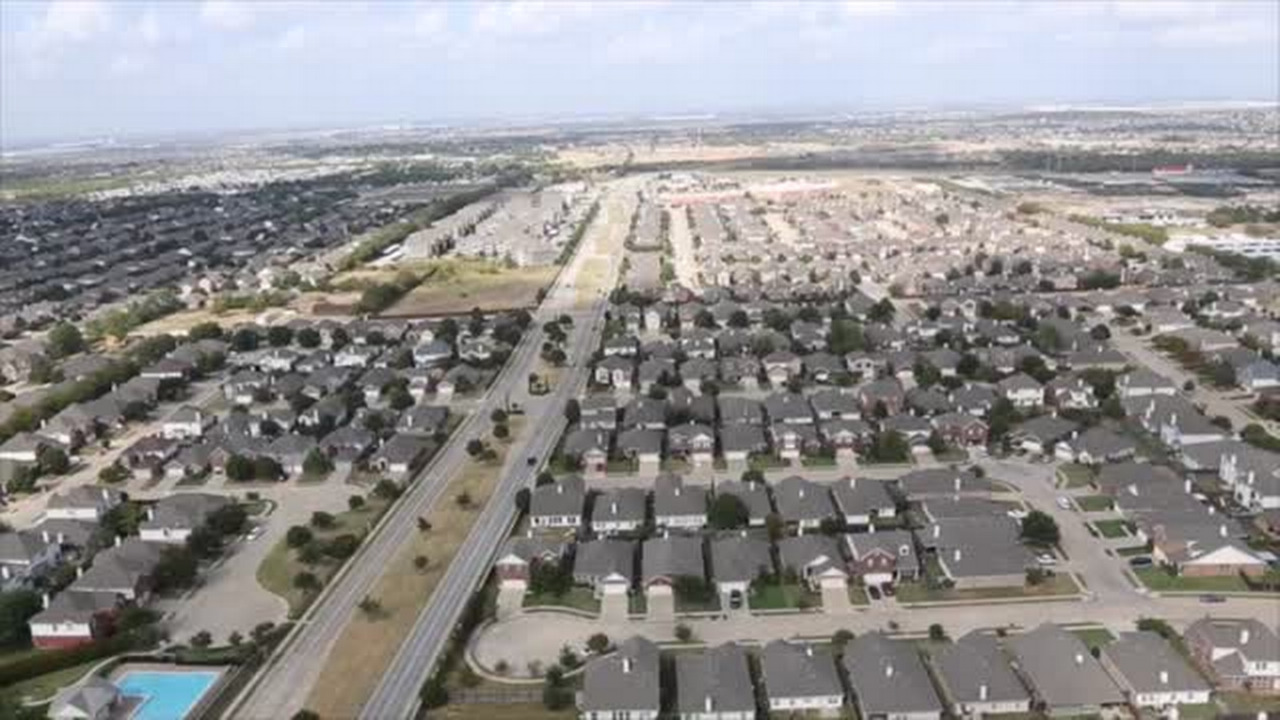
[2,0,1278,146]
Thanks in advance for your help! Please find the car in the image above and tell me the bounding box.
[1200,594,1226,604]
[527,456,537,466]
[1056,496,1072,510]
[1037,553,1057,566]
[247,527,263,542]
[1128,556,1153,568]
[729,593,743,610]
[867,586,882,600]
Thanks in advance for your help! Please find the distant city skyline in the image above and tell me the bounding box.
[2,0,1278,146]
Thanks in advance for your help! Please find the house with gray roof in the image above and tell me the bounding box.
[653,474,707,529]
[896,467,993,500]
[811,389,861,421]
[932,631,1031,717]
[47,675,121,720]
[922,517,1033,589]
[675,643,756,720]
[494,536,566,591]
[1006,624,1124,715]
[369,433,433,479]
[714,481,773,527]
[71,538,164,601]
[0,531,61,590]
[717,396,764,426]
[844,530,918,586]
[139,493,230,544]
[709,535,772,606]
[641,535,705,589]
[580,394,619,430]
[760,640,843,717]
[1011,415,1080,455]
[719,425,768,462]
[777,534,847,592]
[579,636,660,720]
[773,476,835,529]
[591,488,647,536]
[844,632,943,720]
[1054,426,1137,465]
[529,475,586,530]
[44,486,122,523]
[1100,631,1212,710]
[573,539,636,597]
[1185,617,1280,691]
[830,477,896,526]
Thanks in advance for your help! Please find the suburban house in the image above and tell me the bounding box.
[844,632,944,720]
[69,539,164,602]
[44,487,123,523]
[1184,618,1280,692]
[494,536,565,592]
[0,532,62,590]
[674,643,756,720]
[1100,631,1212,710]
[933,631,1032,718]
[1006,624,1125,716]
[579,636,661,720]
[760,640,844,717]
[709,535,772,609]
[777,535,847,592]
[773,476,836,529]
[138,493,229,543]
[573,539,636,598]
[843,530,918,587]
[641,534,705,606]
[591,488,648,536]
[713,482,773,527]
[923,517,1033,589]
[997,373,1044,409]
[653,474,707,529]
[830,478,896,527]
[529,475,586,530]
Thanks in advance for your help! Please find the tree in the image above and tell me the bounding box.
[98,462,129,484]
[293,572,321,592]
[357,596,382,616]
[1090,324,1111,341]
[302,449,333,479]
[373,479,401,500]
[152,547,199,592]
[348,495,365,511]
[515,487,531,514]
[708,493,749,530]
[493,423,510,440]
[286,525,314,548]
[324,534,360,559]
[490,408,509,424]
[558,645,581,670]
[542,666,573,710]
[456,491,473,508]
[586,633,611,654]
[310,511,335,529]
[1021,510,1061,547]
[832,629,855,649]
[868,298,895,324]
[674,623,694,642]
[466,439,485,457]
[188,321,224,341]
[291,712,320,720]
[36,445,70,476]
[1025,567,1050,586]
[928,623,947,642]
[0,590,42,647]
[46,322,86,358]
[421,678,450,709]
[387,384,414,411]
[414,555,429,572]
[191,630,213,648]
[417,516,433,532]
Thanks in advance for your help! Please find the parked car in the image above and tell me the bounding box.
[1200,594,1226,604]
[868,585,882,600]
[1037,553,1057,566]
[1128,556,1153,568]
[1056,496,1072,510]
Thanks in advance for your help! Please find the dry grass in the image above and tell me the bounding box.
[435,704,573,719]
[303,421,524,718]
[381,259,556,317]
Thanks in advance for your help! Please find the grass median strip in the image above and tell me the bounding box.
[303,423,523,718]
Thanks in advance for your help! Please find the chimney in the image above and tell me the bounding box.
[805,645,814,657]
[41,530,50,543]
[622,657,632,673]
[1074,653,1084,666]
[556,483,563,495]
[953,548,962,562]
[933,525,941,539]
[1184,478,1192,494]
[978,683,988,701]
[1240,627,1251,645]
[611,502,618,515]
[114,535,122,548]
[868,523,876,534]
[146,507,155,521]
[1159,670,1169,685]
[101,488,110,502]
[76,566,83,579]
[42,593,50,610]
[885,663,894,678]
[1219,524,1228,538]
[1208,505,1215,515]
[0,567,8,581]
[798,487,805,499]
[953,476,962,491]
[704,696,713,713]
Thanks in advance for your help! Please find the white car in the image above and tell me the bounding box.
[1056,496,1072,510]
[1037,553,1057,566]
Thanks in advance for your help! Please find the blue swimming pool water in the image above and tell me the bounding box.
[116,670,219,720]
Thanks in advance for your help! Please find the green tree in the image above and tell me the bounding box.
[1021,510,1061,547]
[310,511,335,529]
[708,493,750,530]
[929,623,947,642]
[36,445,70,476]
[98,462,129,484]
[46,322,86,358]
[302,449,333,479]
[348,495,366,511]
[586,633,611,654]
[0,590,42,647]
[286,525,314,548]
[152,547,200,592]
[225,454,254,482]
[188,322,224,341]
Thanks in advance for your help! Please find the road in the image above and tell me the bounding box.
[229,178,633,720]
[357,181,633,719]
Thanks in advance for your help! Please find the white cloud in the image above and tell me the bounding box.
[41,0,111,42]
[199,0,255,30]
[1155,18,1278,48]
[136,9,163,45]
[276,25,307,51]
[840,0,899,18]
[412,6,448,38]
[109,53,148,76]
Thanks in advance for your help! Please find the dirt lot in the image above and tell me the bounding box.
[377,259,557,317]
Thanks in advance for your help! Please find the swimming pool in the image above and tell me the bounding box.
[116,670,220,720]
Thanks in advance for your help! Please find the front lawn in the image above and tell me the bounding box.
[749,583,817,610]
[1134,568,1252,593]
[1070,627,1115,652]
[896,573,1079,603]
[1058,463,1095,488]
[1093,519,1131,538]
[675,592,721,613]
[1075,495,1115,512]
[523,587,600,614]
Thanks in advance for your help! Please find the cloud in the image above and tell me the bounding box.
[199,0,255,30]
[276,25,307,51]
[412,5,448,38]
[40,0,111,42]
[840,0,899,18]
[136,8,163,45]
[109,53,148,76]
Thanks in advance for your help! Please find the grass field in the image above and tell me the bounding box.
[1093,519,1131,538]
[377,259,557,317]
[303,422,523,718]
[1075,495,1115,512]
[255,498,390,618]
[5,659,101,702]
[1134,568,1252,593]
[1070,627,1115,652]
[1058,463,1096,488]
[1218,691,1280,713]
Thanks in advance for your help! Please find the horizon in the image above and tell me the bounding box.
[3,0,1278,149]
